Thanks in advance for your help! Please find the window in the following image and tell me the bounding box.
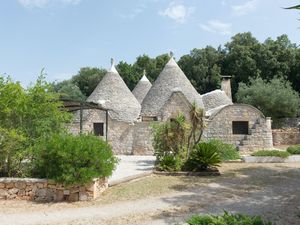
[142,116,158,122]
[93,123,104,136]
[232,121,249,135]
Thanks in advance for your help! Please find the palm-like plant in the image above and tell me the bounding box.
[187,102,205,157]
[185,142,221,171]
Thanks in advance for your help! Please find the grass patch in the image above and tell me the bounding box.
[176,211,275,225]
[287,145,300,155]
[251,150,290,158]
[97,175,212,204]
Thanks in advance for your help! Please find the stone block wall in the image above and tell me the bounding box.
[0,177,107,202]
[132,122,155,155]
[204,104,273,152]
[70,109,135,155]
[272,128,300,146]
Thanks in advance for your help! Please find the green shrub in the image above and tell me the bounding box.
[207,139,240,161]
[156,154,183,172]
[251,150,290,158]
[183,211,275,225]
[184,142,221,171]
[32,133,118,186]
[287,145,300,154]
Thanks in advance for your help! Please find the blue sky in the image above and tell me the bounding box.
[1,0,300,86]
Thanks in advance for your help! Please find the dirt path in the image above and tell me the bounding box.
[1,163,300,225]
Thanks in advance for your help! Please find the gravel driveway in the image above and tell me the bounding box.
[0,163,299,225]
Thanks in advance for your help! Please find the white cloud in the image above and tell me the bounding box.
[118,4,147,19]
[200,20,232,35]
[159,2,194,24]
[18,0,81,8]
[231,0,257,16]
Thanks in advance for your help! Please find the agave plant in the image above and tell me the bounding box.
[185,142,221,171]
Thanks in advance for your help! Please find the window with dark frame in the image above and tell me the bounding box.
[93,123,104,136]
[232,121,249,135]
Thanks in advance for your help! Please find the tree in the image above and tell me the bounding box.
[179,46,222,94]
[222,32,261,98]
[52,80,86,101]
[72,67,106,97]
[236,76,300,124]
[117,61,139,90]
[0,74,72,177]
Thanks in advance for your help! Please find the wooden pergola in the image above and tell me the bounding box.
[60,99,109,141]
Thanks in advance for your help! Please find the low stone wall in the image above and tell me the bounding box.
[272,128,300,146]
[0,177,108,202]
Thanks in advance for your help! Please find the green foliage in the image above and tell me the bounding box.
[32,133,118,186]
[236,76,300,123]
[117,54,170,90]
[156,155,183,172]
[178,46,222,93]
[251,150,290,158]
[207,139,240,161]
[51,80,86,101]
[183,211,275,225]
[285,4,300,10]
[0,128,27,177]
[152,114,189,163]
[0,74,72,177]
[287,145,300,154]
[187,103,205,157]
[71,67,106,97]
[184,142,221,171]
[53,33,300,107]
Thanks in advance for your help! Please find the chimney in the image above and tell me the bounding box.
[221,75,232,101]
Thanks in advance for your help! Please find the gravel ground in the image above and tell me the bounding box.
[0,163,300,225]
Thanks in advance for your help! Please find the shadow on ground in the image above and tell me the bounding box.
[151,164,300,225]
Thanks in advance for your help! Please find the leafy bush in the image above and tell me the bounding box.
[251,150,290,158]
[207,139,240,161]
[0,128,27,177]
[156,154,183,172]
[32,133,118,186]
[182,211,275,225]
[152,114,189,162]
[236,77,300,124]
[287,145,300,154]
[184,142,221,171]
[0,74,72,177]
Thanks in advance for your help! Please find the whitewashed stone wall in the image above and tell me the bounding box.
[0,177,107,202]
[204,104,273,152]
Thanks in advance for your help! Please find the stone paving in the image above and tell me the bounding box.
[108,155,156,186]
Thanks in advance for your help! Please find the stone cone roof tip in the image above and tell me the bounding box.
[141,57,204,117]
[87,60,141,122]
[132,71,152,104]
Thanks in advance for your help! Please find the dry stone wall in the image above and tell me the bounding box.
[0,177,107,202]
[272,128,300,145]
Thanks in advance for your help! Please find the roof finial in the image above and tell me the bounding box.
[143,69,146,76]
[109,58,118,73]
[169,51,174,58]
[111,58,114,67]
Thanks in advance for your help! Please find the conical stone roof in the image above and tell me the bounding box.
[132,71,152,104]
[141,57,204,117]
[202,89,232,111]
[87,60,141,122]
